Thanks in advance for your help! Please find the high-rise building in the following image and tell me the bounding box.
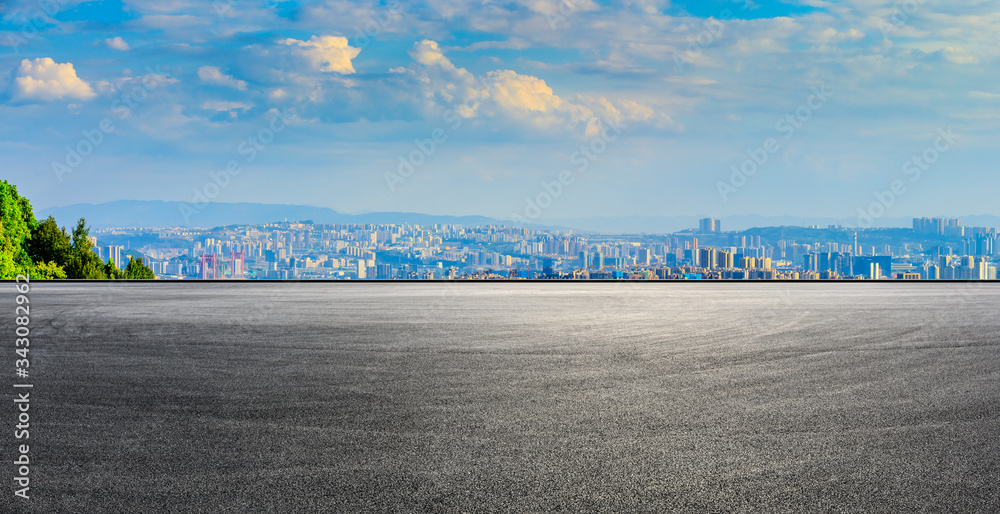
[105,245,124,269]
[854,256,892,277]
[699,218,721,233]
[803,254,817,272]
[636,248,650,266]
[698,248,717,269]
[973,259,991,280]
[914,217,964,236]
[718,250,734,269]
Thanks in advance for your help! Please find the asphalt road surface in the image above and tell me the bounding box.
[3,282,998,512]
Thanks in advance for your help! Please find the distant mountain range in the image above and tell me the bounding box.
[545,215,907,234]
[37,200,1000,234]
[38,201,510,230]
[547,214,1000,234]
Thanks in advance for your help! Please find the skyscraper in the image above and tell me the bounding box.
[718,250,734,269]
[699,218,721,233]
[699,248,717,269]
[105,245,124,269]
[636,248,650,266]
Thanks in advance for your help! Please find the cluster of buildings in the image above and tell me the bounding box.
[913,217,966,237]
[89,237,133,271]
[93,217,1000,280]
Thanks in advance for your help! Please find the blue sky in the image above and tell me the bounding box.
[1,0,997,225]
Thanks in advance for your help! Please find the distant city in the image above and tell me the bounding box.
[94,217,999,280]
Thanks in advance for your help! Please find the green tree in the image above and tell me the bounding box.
[28,215,72,275]
[3,182,162,280]
[65,218,109,279]
[0,180,36,279]
[32,260,67,279]
[123,256,155,279]
[105,259,123,279]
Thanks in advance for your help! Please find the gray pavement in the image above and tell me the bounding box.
[4,282,998,512]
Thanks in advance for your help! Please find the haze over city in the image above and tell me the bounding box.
[2,0,998,224]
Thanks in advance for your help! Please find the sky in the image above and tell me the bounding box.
[1,0,998,225]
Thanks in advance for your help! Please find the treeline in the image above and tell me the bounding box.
[1,180,154,279]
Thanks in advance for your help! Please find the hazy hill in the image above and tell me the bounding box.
[37,201,1000,234]
[38,201,510,230]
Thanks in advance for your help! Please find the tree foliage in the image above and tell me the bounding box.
[2,181,159,280]
[105,259,124,280]
[0,180,36,279]
[28,216,72,268]
[66,218,111,279]
[32,260,67,279]
[124,256,156,279]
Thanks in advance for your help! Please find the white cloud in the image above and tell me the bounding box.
[483,69,564,113]
[280,35,361,74]
[969,91,1000,100]
[482,69,608,136]
[1,0,90,18]
[411,39,456,70]
[197,66,248,90]
[7,58,96,102]
[814,27,865,45]
[941,46,979,65]
[199,101,252,111]
[120,0,204,14]
[105,36,130,51]
[407,40,671,136]
[515,0,599,15]
[137,14,213,30]
[450,38,532,52]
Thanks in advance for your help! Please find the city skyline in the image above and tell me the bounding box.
[91,214,1000,281]
[34,197,1000,235]
[2,0,998,223]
